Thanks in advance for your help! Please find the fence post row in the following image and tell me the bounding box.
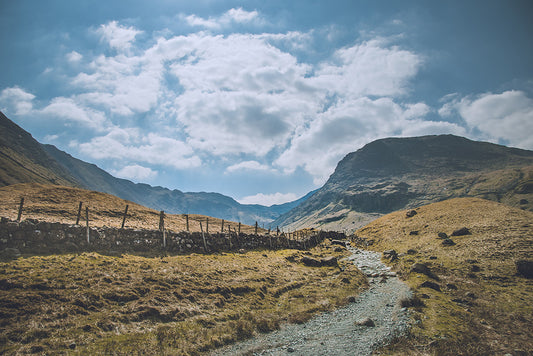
[159,211,166,248]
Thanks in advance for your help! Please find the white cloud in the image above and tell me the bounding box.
[455,90,533,149]
[66,50,82,62]
[226,161,274,173]
[313,39,421,98]
[238,192,298,206]
[182,8,262,30]
[97,21,142,51]
[0,86,35,115]
[39,97,108,130]
[110,164,157,181]
[78,128,202,170]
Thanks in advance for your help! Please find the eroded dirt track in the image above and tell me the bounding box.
[213,246,411,356]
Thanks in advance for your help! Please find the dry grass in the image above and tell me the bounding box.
[355,197,533,355]
[0,183,264,234]
[0,242,365,355]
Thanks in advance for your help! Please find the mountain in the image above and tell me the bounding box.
[0,111,79,188]
[0,112,308,225]
[274,135,533,232]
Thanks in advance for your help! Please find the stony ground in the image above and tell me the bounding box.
[212,246,411,356]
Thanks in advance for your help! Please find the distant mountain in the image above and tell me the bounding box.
[0,111,79,187]
[0,111,309,225]
[273,135,533,233]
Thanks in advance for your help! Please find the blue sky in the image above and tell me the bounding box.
[1,0,532,205]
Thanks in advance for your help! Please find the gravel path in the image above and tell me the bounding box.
[212,246,411,356]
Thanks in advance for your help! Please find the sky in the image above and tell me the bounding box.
[1,0,532,206]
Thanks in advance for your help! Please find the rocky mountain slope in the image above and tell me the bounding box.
[274,135,533,232]
[0,112,308,225]
[0,112,79,188]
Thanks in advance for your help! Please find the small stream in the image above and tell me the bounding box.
[212,246,412,356]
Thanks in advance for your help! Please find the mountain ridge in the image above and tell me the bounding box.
[0,111,308,225]
[274,134,533,232]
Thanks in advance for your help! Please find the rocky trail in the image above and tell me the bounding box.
[212,246,412,356]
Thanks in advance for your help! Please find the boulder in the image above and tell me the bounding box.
[406,210,417,218]
[451,227,471,236]
[420,280,441,291]
[383,249,398,262]
[437,232,448,239]
[356,317,375,327]
[409,231,419,236]
[441,238,456,246]
[516,260,533,279]
[410,263,439,280]
[320,256,339,267]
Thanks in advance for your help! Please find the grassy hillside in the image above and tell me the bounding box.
[0,183,264,234]
[0,245,365,355]
[355,197,533,355]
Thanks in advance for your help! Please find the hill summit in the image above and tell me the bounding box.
[274,135,533,232]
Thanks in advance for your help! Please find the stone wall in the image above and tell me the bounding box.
[0,217,346,257]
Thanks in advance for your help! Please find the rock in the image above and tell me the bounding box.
[287,347,295,353]
[69,342,77,350]
[465,292,477,299]
[515,260,533,279]
[330,240,346,247]
[409,230,419,236]
[420,280,441,291]
[451,227,471,236]
[347,296,356,303]
[383,249,398,262]
[321,256,339,267]
[446,283,458,290]
[407,249,417,255]
[334,247,344,252]
[470,265,481,272]
[356,317,375,327]
[429,256,437,260]
[437,232,448,239]
[410,263,439,280]
[441,238,455,246]
[406,210,417,218]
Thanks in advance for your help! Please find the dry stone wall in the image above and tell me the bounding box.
[0,217,346,257]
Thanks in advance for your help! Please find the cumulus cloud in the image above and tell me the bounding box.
[454,90,533,149]
[8,15,471,186]
[182,8,262,30]
[226,161,274,174]
[39,97,108,130]
[238,192,298,206]
[0,86,35,115]
[96,21,142,51]
[110,164,157,181]
[77,128,202,169]
[66,51,82,62]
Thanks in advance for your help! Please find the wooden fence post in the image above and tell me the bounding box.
[185,214,189,232]
[75,201,82,225]
[238,222,241,235]
[206,218,209,234]
[85,207,90,244]
[159,211,166,248]
[221,219,224,233]
[255,221,258,235]
[200,221,208,253]
[121,205,129,229]
[16,197,24,222]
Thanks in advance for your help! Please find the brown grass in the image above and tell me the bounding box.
[355,197,533,355]
[0,183,265,234]
[0,241,366,355]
